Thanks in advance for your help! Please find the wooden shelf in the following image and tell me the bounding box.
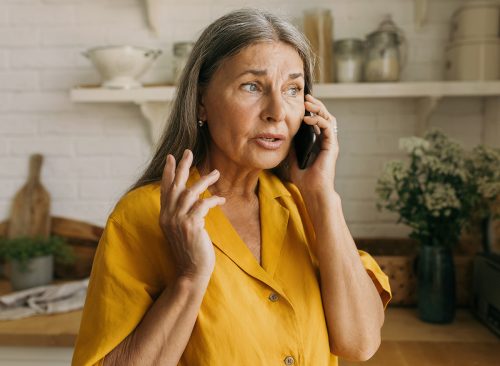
[315,81,500,99]
[70,84,176,104]
[69,81,500,146]
[70,81,500,103]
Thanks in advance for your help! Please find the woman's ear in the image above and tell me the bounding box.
[198,107,207,121]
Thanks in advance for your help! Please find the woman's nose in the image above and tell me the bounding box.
[262,90,287,123]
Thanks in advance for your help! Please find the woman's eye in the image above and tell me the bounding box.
[286,86,301,97]
[242,83,259,93]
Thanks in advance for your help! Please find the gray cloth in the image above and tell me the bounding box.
[0,277,89,320]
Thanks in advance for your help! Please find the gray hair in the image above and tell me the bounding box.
[128,7,316,192]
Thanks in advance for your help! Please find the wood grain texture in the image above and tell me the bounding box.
[381,307,498,343]
[6,154,50,239]
[340,308,500,365]
[50,217,103,243]
[1,217,103,243]
[339,341,500,366]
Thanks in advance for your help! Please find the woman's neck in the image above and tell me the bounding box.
[197,158,261,201]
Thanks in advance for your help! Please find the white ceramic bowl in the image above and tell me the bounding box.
[83,45,162,89]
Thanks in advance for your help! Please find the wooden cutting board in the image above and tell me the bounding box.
[7,154,51,239]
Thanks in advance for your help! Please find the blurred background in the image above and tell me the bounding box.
[0,0,499,365]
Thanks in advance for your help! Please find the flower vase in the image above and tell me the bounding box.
[416,244,456,323]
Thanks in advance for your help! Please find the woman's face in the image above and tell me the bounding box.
[198,41,305,171]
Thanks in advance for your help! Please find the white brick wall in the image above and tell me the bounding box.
[0,0,495,239]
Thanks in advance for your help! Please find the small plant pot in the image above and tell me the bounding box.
[9,255,54,291]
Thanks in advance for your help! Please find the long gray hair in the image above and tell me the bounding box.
[128,8,316,192]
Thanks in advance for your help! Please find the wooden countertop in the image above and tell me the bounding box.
[341,307,500,366]
[0,279,82,347]
[0,279,499,351]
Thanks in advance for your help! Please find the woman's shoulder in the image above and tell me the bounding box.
[109,181,162,228]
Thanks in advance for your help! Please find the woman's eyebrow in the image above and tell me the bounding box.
[237,69,304,80]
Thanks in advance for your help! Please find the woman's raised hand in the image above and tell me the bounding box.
[159,149,225,282]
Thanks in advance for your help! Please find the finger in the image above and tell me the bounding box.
[160,154,176,206]
[303,113,330,130]
[305,100,331,122]
[171,149,193,194]
[162,154,175,187]
[176,169,221,216]
[188,195,226,220]
[304,114,337,128]
[304,114,338,145]
[166,149,194,214]
[305,93,328,110]
[313,124,321,135]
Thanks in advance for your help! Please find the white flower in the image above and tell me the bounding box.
[423,182,461,212]
[399,137,430,155]
[381,160,407,183]
[480,182,500,199]
[375,127,496,245]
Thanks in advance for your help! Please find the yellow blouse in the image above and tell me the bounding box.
[72,167,392,366]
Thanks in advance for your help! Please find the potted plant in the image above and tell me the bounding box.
[375,128,478,323]
[0,235,75,291]
[463,145,500,253]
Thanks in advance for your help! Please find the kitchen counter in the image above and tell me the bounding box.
[1,279,499,365]
[0,279,81,347]
[342,306,500,365]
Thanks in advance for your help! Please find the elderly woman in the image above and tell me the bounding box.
[72,8,391,366]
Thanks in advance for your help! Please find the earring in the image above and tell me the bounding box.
[197,120,205,127]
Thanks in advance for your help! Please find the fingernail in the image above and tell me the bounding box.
[183,149,189,158]
[210,169,218,176]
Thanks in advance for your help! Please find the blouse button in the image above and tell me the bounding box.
[268,292,279,302]
[284,356,295,365]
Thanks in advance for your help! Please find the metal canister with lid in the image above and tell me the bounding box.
[364,15,407,82]
[333,38,365,83]
[173,42,194,85]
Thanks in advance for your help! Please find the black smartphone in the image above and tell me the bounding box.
[293,110,322,169]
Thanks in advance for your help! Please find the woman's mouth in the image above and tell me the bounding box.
[253,134,285,150]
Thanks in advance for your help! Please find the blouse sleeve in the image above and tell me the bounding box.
[71,217,160,366]
[357,250,392,310]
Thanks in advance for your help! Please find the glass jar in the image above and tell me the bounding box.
[303,8,334,83]
[333,39,365,83]
[364,16,407,82]
[173,42,194,85]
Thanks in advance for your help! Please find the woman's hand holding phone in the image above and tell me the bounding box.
[290,94,339,195]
